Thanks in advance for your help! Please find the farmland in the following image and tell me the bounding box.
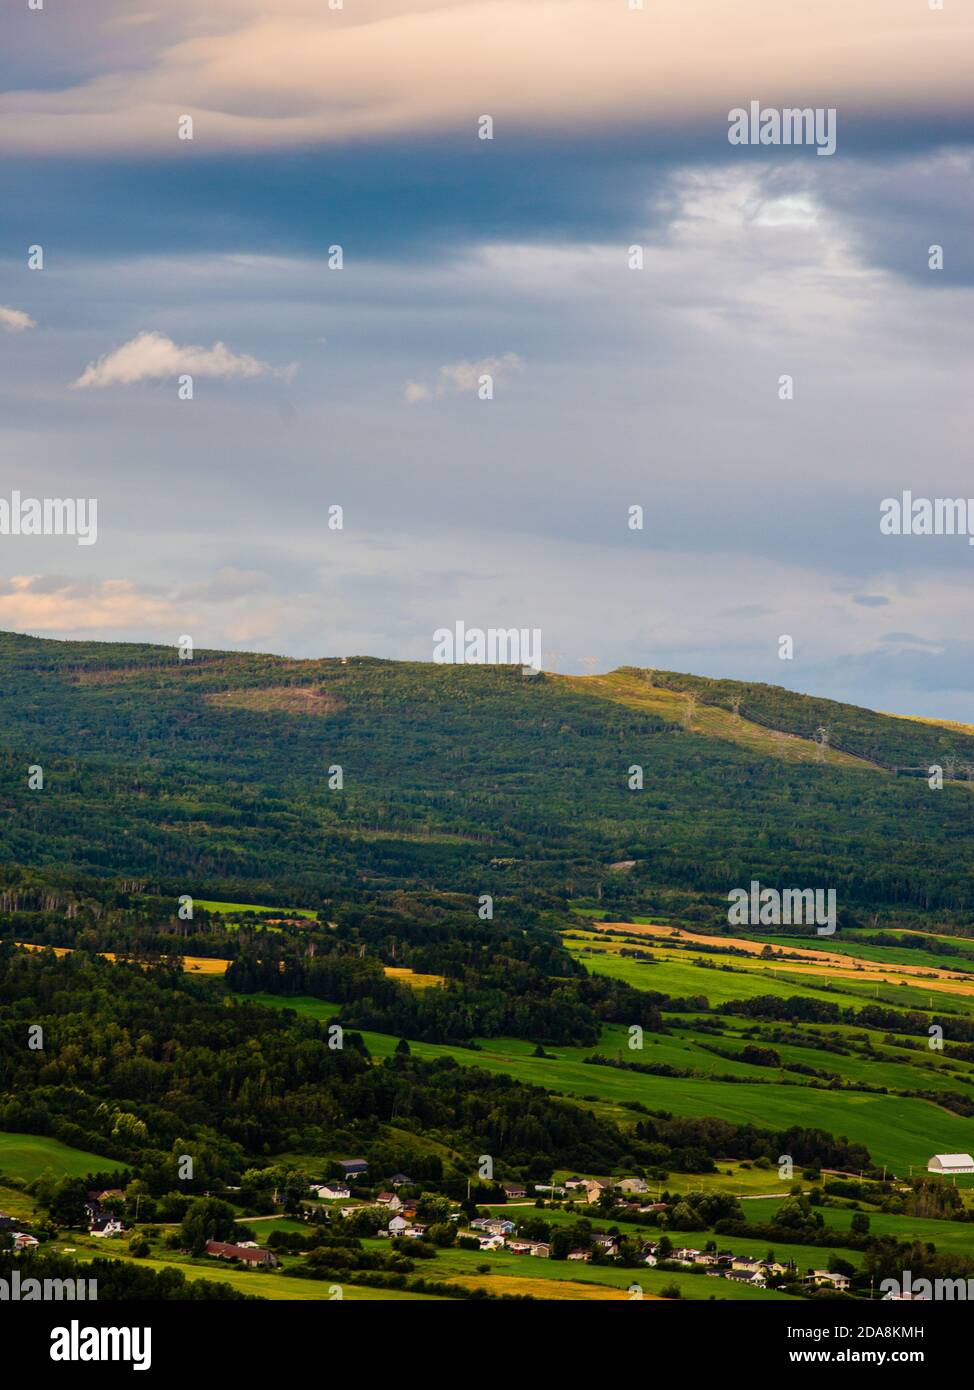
[0,1132,112,1182]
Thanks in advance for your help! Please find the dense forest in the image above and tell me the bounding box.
[1,631,974,926]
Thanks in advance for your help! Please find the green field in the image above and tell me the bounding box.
[0,1132,113,1182]
[196,899,317,919]
[358,1236,795,1300]
[565,936,974,1019]
[241,996,972,1174]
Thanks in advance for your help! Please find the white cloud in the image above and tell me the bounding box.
[71,329,294,388]
[405,352,522,403]
[0,306,36,332]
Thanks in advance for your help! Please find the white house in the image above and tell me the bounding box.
[90,1218,125,1239]
[312,1183,350,1200]
[811,1270,850,1290]
[927,1153,974,1175]
[616,1178,648,1195]
[388,1215,408,1236]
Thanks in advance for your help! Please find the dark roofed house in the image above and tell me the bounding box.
[204,1240,278,1268]
[502,1182,527,1199]
[339,1159,369,1176]
[390,1173,412,1187]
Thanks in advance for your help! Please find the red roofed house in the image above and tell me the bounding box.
[204,1240,278,1268]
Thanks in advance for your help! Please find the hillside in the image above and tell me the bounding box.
[6,630,974,1303]
[1,630,974,930]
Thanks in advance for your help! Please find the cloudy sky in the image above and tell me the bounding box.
[2,0,973,716]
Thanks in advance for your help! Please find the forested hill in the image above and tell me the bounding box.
[1,630,974,927]
[639,667,974,771]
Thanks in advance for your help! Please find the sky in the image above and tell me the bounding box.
[1,0,973,717]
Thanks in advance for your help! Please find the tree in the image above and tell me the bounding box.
[179,1198,238,1256]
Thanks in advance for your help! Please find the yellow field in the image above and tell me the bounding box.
[444,1274,648,1299]
[384,966,444,989]
[15,942,230,977]
[590,922,974,999]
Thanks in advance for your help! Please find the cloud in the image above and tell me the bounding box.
[405,352,522,403]
[852,594,891,607]
[0,306,35,332]
[71,329,294,388]
[0,576,174,631]
[1,0,971,156]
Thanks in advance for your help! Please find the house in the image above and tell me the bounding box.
[731,1256,761,1273]
[339,1159,369,1177]
[810,1270,850,1290]
[582,1181,605,1202]
[507,1240,533,1254]
[564,1178,587,1191]
[404,1225,428,1239]
[388,1215,408,1236]
[375,1193,402,1212]
[390,1173,412,1188]
[927,1153,974,1175]
[91,1217,126,1238]
[616,1178,648,1195]
[484,1218,515,1236]
[12,1233,39,1251]
[567,1248,591,1262]
[204,1240,278,1268]
[643,1252,658,1267]
[501,1182,527,1199]
[469,1217,491,1232]
[528,1242,550,1258]
[478,1235,505,1251]
[533,1183,567,1197]
[312,1183,350,1201]
[593,1235,619,1257]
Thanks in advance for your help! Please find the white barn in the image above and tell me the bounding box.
[927,1153,974,1175]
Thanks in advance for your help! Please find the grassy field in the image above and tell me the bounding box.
[195,899,317,919]
[241,995,974,1175]
[558,671,879,772]
[0,1132,112,1182]
[565,934,974,1017]
[358,1236,794,1300]
[0,1182,40,1220]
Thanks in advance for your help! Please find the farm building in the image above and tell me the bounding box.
[339,1159,369,1176]
[204,1240,278,1268]
[927,1153,974,1175]
[312,1183,350,1200]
